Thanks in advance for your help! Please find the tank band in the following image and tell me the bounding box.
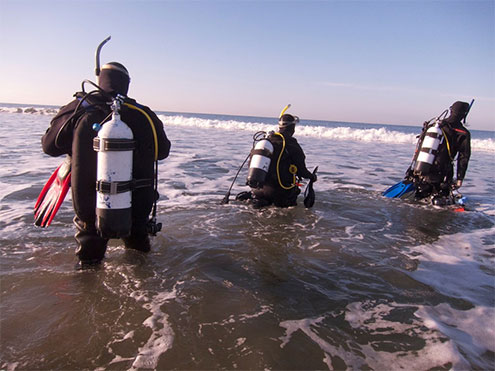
[251,148,272,157]
[96,178,153,194]
[419,148,438,155]
[425,132,441,138]
[93,137,135,152]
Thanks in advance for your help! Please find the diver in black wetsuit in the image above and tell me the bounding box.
[409,101,471,202]
[242,114,316,208]
[42,62,171,268]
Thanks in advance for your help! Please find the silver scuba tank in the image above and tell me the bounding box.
[93,99,134,238]
[247,135,274,189]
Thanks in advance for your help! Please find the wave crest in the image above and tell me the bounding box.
[160,114,494,152]
[1,106,491,152]
[0,106,59,115]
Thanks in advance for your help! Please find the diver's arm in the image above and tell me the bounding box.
[41,100,79,157]
[287,138,314,180]
[147,108,171,160]
[456,130,471,181]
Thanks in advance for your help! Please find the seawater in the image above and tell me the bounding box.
[0,104,494,370]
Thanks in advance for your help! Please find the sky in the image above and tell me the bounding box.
[0,0,494,130]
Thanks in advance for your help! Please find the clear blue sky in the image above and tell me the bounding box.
[1,0,494,130]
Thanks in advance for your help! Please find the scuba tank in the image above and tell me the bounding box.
[410,107,453,177]
[413,120,444,176]
[246,133,274,189]
[93,98,135,238]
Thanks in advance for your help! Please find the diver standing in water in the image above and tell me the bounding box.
[407,101,472,203]
[238,111,317,208]
[39,37,171,269]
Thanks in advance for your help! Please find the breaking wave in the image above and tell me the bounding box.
[1,105,492,152]
[159,114,495,152]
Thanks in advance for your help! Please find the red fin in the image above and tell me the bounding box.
[34,164,62,210]
[34,160,72,227]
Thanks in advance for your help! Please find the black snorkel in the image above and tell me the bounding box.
[463,99,475,125]
[95,36,111,77]
[54,38,111,149]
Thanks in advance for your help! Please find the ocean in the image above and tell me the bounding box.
[0,103,494,370]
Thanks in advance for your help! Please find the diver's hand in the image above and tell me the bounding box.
[456,179,463,189]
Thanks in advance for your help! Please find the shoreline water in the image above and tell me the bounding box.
[0,103,493,370]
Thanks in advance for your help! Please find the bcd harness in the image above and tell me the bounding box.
[246,131,298,190]
[272,132,298,190]
[55,87,162,235]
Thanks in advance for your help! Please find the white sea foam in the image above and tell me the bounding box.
[278,228,495,369]
[102,264,180,370]
[279,302,470,370]
[0,106,59,115]
[159,114,494,151]
[403,227,495,307]
[131,289,176,370]
[415,304,495,353]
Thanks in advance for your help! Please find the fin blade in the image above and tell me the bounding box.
[44,173,71,227]
[34,159,72,228]
[383,180,415,198]
[304,166,318,208]
[34,165,61,210]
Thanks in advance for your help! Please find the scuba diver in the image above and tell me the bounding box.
[38,37,171,269]
[388,100,472,205]
[237,111,317,208]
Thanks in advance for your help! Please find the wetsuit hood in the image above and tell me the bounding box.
[279,114,298,137]
[447,101,470,123]
[279,125,295,137]
[98,62,130,96]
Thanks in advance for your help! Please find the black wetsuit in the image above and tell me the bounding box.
[42,92,171,262]
[252,127,314,207]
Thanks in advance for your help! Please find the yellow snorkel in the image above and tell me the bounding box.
[279,104,291,118]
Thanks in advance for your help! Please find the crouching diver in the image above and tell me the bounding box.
[237,110,317,208]
[404,100,472,205]
[40,37,171,269]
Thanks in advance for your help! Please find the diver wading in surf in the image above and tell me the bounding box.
[232,105,317,209]
[37,36,171,269]
[384,100,472,207]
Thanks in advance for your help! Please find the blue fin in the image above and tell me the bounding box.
[383,180,415,198]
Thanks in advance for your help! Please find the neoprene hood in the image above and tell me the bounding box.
[279,114,299,128]
[98,62,130,96]
[448,101,470,122]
